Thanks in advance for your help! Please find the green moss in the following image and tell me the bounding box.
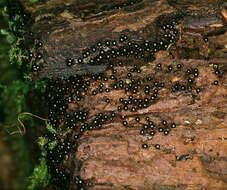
[0,28,17,44]
[0,2,34,189]
[1,4,32,73]
[0,79,45,189]
[38,136,48,148]
[0,80,30,122]
[48,140,58,150]
[46,122,58,134]
[8,134,33,190]
[167,43,173,51]
[9,40,30,67]
[0,2,49,189]
[27,0,38,2]
[27,158,51,190]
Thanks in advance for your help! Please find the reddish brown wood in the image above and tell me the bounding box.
[17,0,227,189]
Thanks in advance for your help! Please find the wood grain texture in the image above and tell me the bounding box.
[14,0,227,189]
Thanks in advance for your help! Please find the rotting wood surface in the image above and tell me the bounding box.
[15,0,227,189]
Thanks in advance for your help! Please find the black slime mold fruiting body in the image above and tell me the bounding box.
[42,13,184,188]
[11,3,221,188]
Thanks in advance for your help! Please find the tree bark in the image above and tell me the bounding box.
[13,0,227,190]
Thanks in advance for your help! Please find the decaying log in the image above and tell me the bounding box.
[18,0,227,77]
[11,0,227,189]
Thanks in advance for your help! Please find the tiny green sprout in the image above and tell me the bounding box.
[207,48,211,54]
[38,137,48,148]
[46,122,58,134]
[9,42,29,66]
[48,140,58,150]
[199,50,204,56]
[167,43,173,51]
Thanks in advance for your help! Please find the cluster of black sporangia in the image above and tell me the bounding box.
[45,80,72,186]
[135,117,177,150]
[43,132,73,190]
[114,70,169,112]
[65,18,179,68]
[31,39,44,72]
[42,14,221,189]
[30,15,180,74]
[45,75,121,190]
[45,79,72,190]
[42,16,183,190]
[75,176,89,190]
[8,3,221,189]
[45,74,130,189]
[213,63,222,76]
[171,66,201,95]
[43,13,224,189]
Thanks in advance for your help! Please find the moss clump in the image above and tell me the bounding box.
[9,40,30,67]
[0,80,30,121]
[0,1,49,189]
[1,3,32,72]
[27,158,51,190]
